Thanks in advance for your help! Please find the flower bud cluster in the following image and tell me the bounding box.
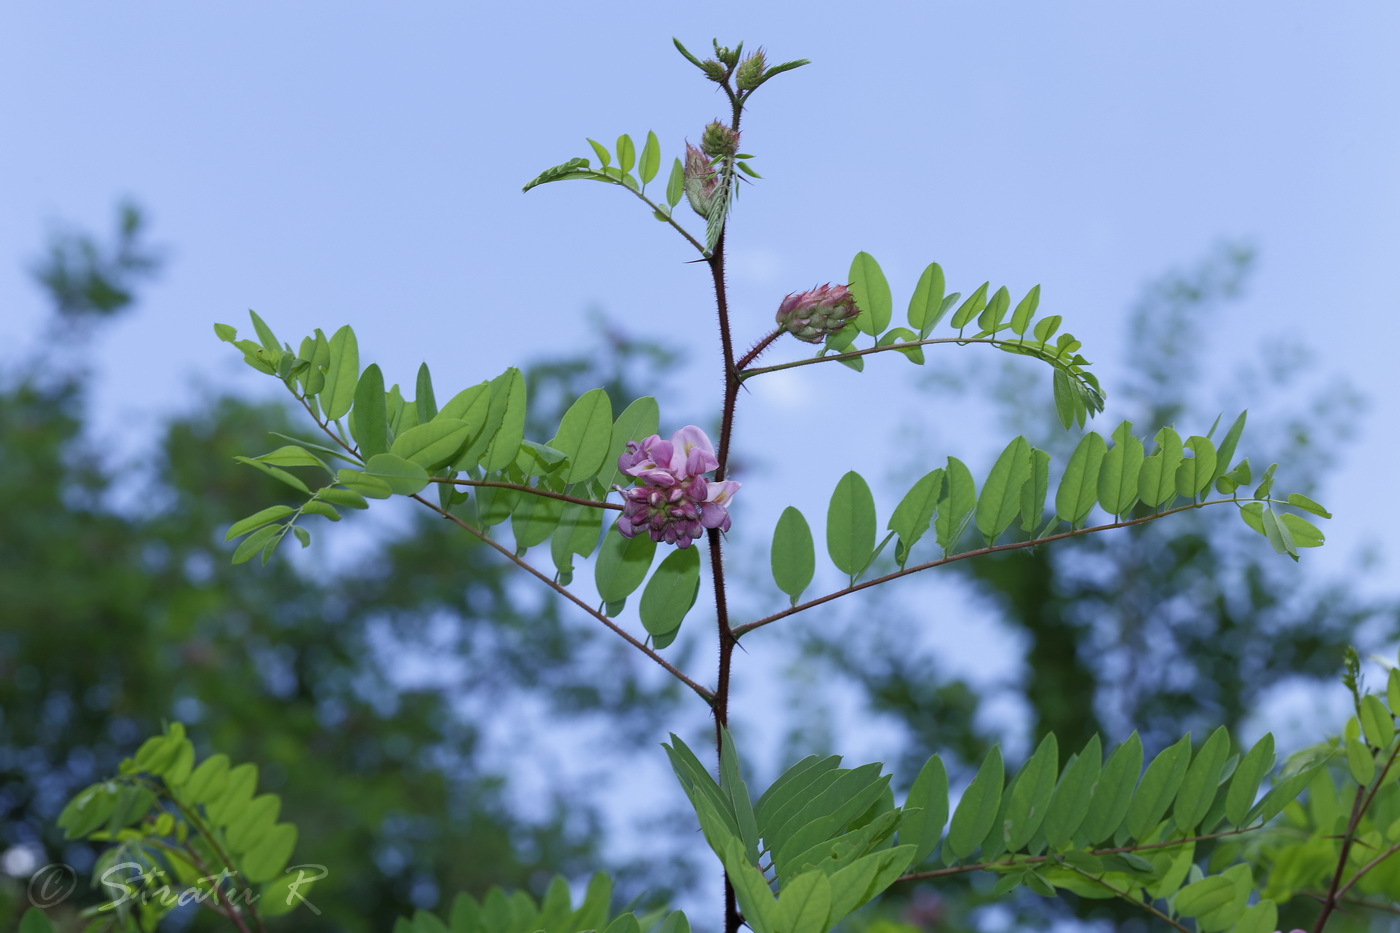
[701,121,740,159]
[683,144,722,218]
[775,284,861,343]
[615,426,740,549]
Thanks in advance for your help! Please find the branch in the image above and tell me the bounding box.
[428,476,621,511]
[737,335,1073,380]
[897,822,1266,883]
[735,499,1259,638]
[624,185,708,255]
[409,494,714,703]
[1316,740,1400,927]
[1063,864,1191,933]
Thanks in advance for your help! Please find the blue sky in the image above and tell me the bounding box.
[4,0,1398,912]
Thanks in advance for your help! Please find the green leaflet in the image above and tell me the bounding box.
[389,419,472,471]
[888,468,944,567]
[900,753,948,864]
[875,326,923,364]
[849,251,892,336]
[1041,734,1102,849]
[1174,874,1238,921]
[1173,726,1229,834]
[665,157,685,207]
[349,364,388,458]
[252,444,324,470]
[363,453,430,496]
[600,396,660,489]
[226,505,295,542]
[949,282,989,330]
[755,755,843,832]
[1020,448,1051,534]
[594,526,657,604]
[765,763,887,857]
[1138,425,1184,508]
[639,130,661,184]
[974,285,1011,335]
[511,494,565,552]
[248,309,281,356]
[1213,410,1248,478]
[1224,733,1274,827]
[1233,899,1279,933]
[934,457,976,553]
[946,745,1003,861]
[1345,736,1375,785]
[771,506,815,606]
[639,546,701,645]
[483,368,527,472]
[723,839,778,933]
[414,362,438,424]
[18,909,55,933]
[1001,732,1057,851]
[1055,431,1106,528]
[1080,732,1142,845]
[1009,285,1040,336]
[616,133,635,174]
[1361,694,1393,747]
[320,323,358,417]
[718,730,760,865]
[550,502,604,582]
[1175,434,1218,500]
[549,387,614,485]
[907,262,945,337]
[231,451,310,490]
[1124,732,1192,839]
[1098,421,1144,517]
[768,765,891,876]
[521,156,593,190]
[773,870,831,933]
[975,436,1032,542]
[827,471,876,579]
[336,468,393,500]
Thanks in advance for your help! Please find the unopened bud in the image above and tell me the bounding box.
[735,50,767,91]
[714,44,739,67]
[700,59,726,82]
[683,144,722,218]
[701,121,740,159]
[775,284,861,343]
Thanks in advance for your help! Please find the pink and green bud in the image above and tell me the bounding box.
[735,50,767,91]
[683,144,722,218]
[775,284,861,343]
[701,121,740,159]
[700,59,727,82]
[614,425,739,549]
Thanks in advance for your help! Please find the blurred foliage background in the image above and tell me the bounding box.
[1,206,1396,932]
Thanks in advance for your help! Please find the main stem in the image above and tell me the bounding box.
[708,223,743,933]
[710,83,749,933]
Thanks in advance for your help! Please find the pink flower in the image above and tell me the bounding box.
[615,426,739,548]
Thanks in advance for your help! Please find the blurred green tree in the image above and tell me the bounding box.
[0,205,686,931]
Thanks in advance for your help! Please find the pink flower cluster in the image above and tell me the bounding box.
[614,426,740,549]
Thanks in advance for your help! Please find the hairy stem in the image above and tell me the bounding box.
[411,494,714,703]
[735,328,784,371]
